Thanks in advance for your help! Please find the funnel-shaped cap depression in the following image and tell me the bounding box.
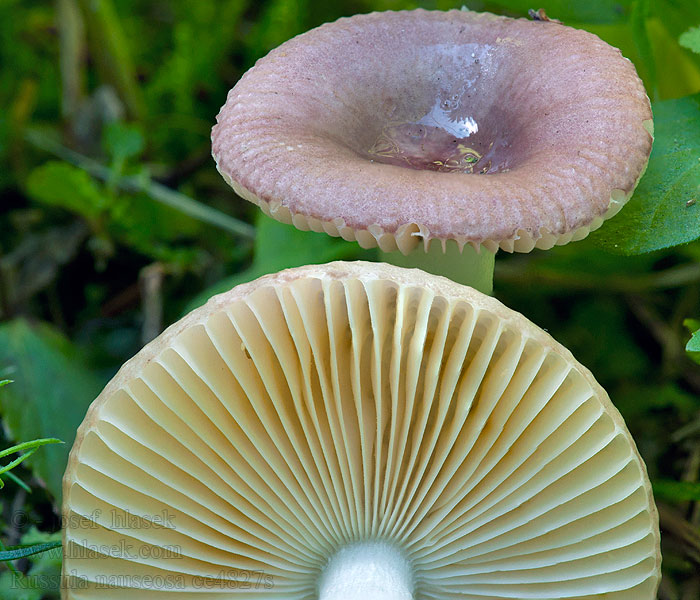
[212,10,652,254]
[62,262,660,598]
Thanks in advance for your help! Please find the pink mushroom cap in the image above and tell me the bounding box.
[212,9,653,254]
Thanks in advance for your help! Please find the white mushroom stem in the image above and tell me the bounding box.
[318,542,414,600]
[381,240,495,294]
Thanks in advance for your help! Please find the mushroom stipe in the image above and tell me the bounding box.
[62,262,660,599]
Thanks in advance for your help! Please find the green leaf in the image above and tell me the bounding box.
[106,192,203,260]
[684,317,700,332]
[685,318,700,364]
[25,129,256,240]
[679,25,700,54]
[0,379,11,387]
[0,320,103,501]
[185,213,372,312]
[26,161,106,220]
[102,121,144,162]
[653,479,700,501]
[590,93,700,254]
[0,542,61,562]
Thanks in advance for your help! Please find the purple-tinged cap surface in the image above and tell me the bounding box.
[212,10,653,254]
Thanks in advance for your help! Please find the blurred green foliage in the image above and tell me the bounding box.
[0,528,62,600]
[0,320,100,500]
[1,0,700,598]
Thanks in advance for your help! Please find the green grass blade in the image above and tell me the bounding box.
[0,447,38,476]
[0,438,63,460]
[0,541,62,562]
[2,470,32,493]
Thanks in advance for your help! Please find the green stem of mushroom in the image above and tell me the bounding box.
[380,241,495,295]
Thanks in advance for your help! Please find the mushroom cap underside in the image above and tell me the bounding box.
[62,261,660,599]
[212,10,653,254]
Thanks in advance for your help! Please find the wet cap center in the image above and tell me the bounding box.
[366,112,512,175]
[351,42,519,175]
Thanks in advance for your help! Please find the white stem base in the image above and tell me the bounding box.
[318,542,414,600]
[380,240,495,295]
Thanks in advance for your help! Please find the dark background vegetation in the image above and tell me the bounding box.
[1,0,699,598]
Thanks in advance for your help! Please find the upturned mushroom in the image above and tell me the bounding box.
[212,9,653,293]
[62,261,660,599]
